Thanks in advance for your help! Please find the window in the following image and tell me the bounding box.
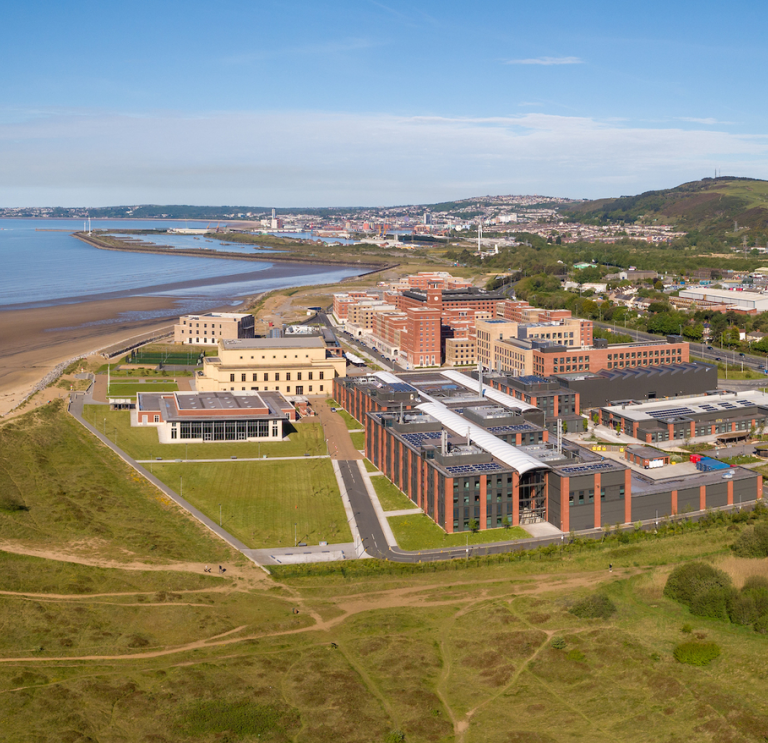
[319,372,324,380]
[308,371,313,380]
[241,373,246,382]
[252,373,257,382]
[297,372,302,381]
[153,415,159,423]
[275,373,280,381]
[229,373,235,382]
[319,385,324,392]
[286,372,291,381]
[263,373,269,381]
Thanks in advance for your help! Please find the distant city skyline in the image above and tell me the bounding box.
[3,0,768,207]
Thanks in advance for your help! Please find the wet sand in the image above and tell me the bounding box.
[0,295,239,416]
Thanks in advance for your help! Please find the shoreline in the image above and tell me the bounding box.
[74,231,393,271]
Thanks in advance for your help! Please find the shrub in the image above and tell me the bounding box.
[664,562,733,607]
[569,593,617,620]
[728,593,759,626]
[385,731,406,743]
[673,642,721,666]
[754,615,768,635]
[690,586,734,622]
[731,524,768,558]
[550,637,567,650]
[681,623,693,634]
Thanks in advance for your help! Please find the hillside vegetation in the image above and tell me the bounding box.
[563,177,768,237]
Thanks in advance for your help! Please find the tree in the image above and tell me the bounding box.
[503,515,512,530]
[562,421,568,434]
[467,519,479,533]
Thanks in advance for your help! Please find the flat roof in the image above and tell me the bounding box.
[604,389,768,422]
[626,445,669,460]
[174,391,265,411]
[222,337,324,349]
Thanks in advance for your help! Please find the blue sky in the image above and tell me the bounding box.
[3,0,768,206]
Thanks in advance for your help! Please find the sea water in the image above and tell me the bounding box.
[0,218,360,310]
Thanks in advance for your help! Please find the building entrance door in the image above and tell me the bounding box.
[295,386,304,395]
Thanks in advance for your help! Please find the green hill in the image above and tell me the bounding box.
[563,177,768,236]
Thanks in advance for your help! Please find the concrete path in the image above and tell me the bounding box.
[136,455,331,464]
[383,508,422,517]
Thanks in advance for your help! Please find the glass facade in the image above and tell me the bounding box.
[178,419,271,440]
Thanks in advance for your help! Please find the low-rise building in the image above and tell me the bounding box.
[133,390,295,443]
[174,312,254,345]
[196,337,346,396]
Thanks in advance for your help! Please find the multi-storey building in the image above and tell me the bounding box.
[337,370,761,535]
[196,337,346,396]
[174,312,254,345]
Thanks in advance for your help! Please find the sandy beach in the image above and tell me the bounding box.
[0,295,241,416]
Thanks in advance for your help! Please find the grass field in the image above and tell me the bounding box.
[337,408,362,430]
[372,476,419,512]
[389,512,529,550]
[82,405,327,459]
[350,431,366,450]
[152,459,351,548]
[106,381,179,398]
[364,458,379,472]
[5,402,768,742]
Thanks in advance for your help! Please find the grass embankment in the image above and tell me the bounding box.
[372,477,419,512]
[152,459,351,548]
[81,406,327,459]
[0,401,233,566]
[389,513,529,550]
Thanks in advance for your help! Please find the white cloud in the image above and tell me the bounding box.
[505,56,583,66]
[1,108,767,206]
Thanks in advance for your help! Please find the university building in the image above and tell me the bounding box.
[174,312,254,345]
[133,390,295,443]
[196,337,347,396]
[335,370,761,535]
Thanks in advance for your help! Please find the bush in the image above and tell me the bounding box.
[681,623,693,634]
[385,731,406,743]
[728,593,759,626]
[690,586,734,622]
[754,615,768,635]
[550,637,567,650]
[664,562,733,607]
[673,641,721,666]
[569,593,617,620]
[732,524,768,558]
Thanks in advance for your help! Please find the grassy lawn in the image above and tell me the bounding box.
[337,409,362,430]
[363,458,379,473]
[721,454,761,465]
[97,366,194,377]
[372,477,418,511]
[106,381,179,398]
[349,431,366,450]
[388,512,529,550]
[82,406,328,460]
[152,459,351,548]
[0,402,235,565]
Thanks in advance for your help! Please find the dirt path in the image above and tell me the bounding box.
[0,540,267,586]
[315,398,363,460]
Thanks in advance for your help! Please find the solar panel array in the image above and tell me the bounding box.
[736,399,754,406]
[558,462,614,474]
[445,462,502,475]
[389,382,416,393]
[401,431,442,447]
[646,407,695,419]
[487,424,535,433]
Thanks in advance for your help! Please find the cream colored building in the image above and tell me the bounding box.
[445,337,476,366]
[174,312,255,345]
[196,337,346,396]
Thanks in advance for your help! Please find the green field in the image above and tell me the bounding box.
[152,459,351,548]
[82,405,328,460]
[350,431,366,450]
[389,512,529,550]
[372,476,419,512]
[107,381,179,398]
[337,408,362,430]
